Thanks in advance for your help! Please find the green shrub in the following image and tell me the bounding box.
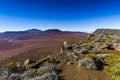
[9,73,21,80]
[112,76,120,80]
[104,66,113,75]
[98,42,105,47]
[29,68,37,75]
[83,39,89,43]
[83,44,94,50]
[7,62,18,73]
[110,63,120,76]
[37,64,57,75]
[49,57,56,63]
[45,57,56,65]
[85,54,96,59]
[109,54,120,66]
[104,54,120,80]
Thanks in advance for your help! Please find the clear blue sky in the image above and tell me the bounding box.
[0,0,120,32]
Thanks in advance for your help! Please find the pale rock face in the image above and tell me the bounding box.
[24,59,30,66]
[115,46,120,52]
[59,41,69,53]
[63,41,69,46]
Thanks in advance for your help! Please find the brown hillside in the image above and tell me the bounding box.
[0,32,88,61]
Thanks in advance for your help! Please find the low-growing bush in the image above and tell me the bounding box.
[83,44,94,50]
[9,73,22,80]
[49,57,56,63]
[28,72,58,80]
[0,70,9,80]
[7,62,18,73]
[45,57,56,65]
[109,54,120,66]
[111,63,120,76]
[104,63,120,80]
[37,65,57,76]
[104,66,112,75]
[29,68,37,75]
[104,54,120,80]
[112,76,120,80]
[85,54,96,59]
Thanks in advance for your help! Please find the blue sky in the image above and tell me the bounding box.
[0,0,120,32]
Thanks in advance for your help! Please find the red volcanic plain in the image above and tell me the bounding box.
[0,31,89,61]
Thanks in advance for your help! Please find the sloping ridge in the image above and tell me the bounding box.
[93,29,120,35]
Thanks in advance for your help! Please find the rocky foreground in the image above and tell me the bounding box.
[1,29,120,80]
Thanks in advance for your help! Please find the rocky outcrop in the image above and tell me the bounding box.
[93,29,120,36]
[79,58,97,70]
[115,46,120,52]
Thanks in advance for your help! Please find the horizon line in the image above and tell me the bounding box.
[0,28,93,33]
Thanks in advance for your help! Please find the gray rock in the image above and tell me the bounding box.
[79,58,97,70]
[0,70,9,80]
[9,73,22,80]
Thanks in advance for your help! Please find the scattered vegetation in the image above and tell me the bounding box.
[29,68,37,75]
[7,62,18,73]
[0,58,60,80]
[45,57,56,65]
[1,29,120,80]
[83,44,94,50]
[104,54,120,80]
[85,54,96,59]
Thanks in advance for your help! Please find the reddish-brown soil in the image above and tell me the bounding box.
[0,33,88,61]
[60,63,111,80]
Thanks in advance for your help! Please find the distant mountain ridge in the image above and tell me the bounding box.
[0,29,88,40]
[3,29,42,34]
[26,29,42,33]
[1,28,87,33]
[44,29,62,33]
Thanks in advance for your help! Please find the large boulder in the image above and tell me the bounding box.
[24,59,30,67]
[78,58,97,70]
[113,43,120,51]
[63,41,69,46]
[115,46,120,52]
